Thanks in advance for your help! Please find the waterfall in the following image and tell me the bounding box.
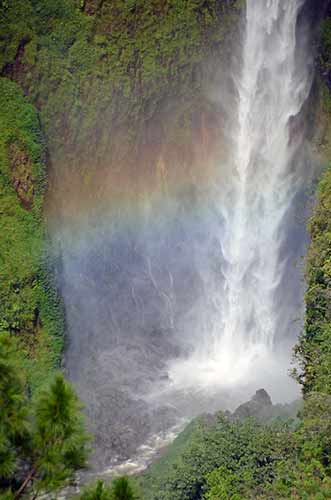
[168,0,312,391]
[61,0,315,468]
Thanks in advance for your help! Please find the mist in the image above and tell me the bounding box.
[52,0,317,471]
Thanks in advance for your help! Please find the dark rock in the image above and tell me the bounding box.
[251,388,272,406]
[233,389,272,419]
[232,389,302,424]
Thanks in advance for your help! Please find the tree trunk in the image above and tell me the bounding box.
[14,468,35,499]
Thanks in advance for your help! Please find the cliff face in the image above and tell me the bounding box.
[1,0,242,229]
[292,0,331,396]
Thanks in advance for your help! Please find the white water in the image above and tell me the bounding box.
[168,0,312,393]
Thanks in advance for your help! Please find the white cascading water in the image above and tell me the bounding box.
[169,0,312,393]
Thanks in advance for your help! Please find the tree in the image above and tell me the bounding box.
[0,335,29,486]
[204,466,245,500]
[78,480,112,500]
[28,373,90,496]
[0,366,90,499]
[111,477,138,500]
[76,478,139,500]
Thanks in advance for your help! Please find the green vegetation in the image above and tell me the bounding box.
[77,477,139,500]
[0,0,241,184]
[294,167,331,394]
[0,77,64,391]
[31,373,90,492]
[320,16,331,78]
[142,418,200,488]
[0,335,29,483]
[315,12,331,161]
[78,480,113,500]
[141,415,293,500]
[0,334,90,499]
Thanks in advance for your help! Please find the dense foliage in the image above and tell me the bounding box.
[294,168,331,394]
[0,77,64,391]
[292,10,331,398]
[0,335,29,482]
[141,414,294,500]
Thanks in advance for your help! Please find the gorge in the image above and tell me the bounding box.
[58,0,316,470]
[1,0,331,498]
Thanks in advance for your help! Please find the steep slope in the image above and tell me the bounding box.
[0,77,64,391]
[1,0,242,222]
[293,1,331,396]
